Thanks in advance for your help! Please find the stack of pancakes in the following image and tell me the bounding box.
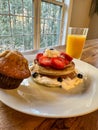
[31,61,76,79]
[30,49,77,88]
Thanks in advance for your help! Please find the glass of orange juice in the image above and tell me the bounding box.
[66,27,88,59]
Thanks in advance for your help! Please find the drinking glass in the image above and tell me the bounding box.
[66,27,88,59]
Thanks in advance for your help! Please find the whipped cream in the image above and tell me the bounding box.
[32,74,86,93]
[62,77,85,93]
[43,49,60,57]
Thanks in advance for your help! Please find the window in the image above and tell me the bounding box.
[0,0,34,52]
[0,0,72,52]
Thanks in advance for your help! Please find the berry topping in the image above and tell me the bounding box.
[60,52,73,62]
[36,50,72,69]
[38,56,51,67]
[32,72,39,78]
[77,73,83,78]
[57,77,63,82]
[51,57,68,69]
[36,53,43,61]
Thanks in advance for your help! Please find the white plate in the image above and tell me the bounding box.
[0,59,98,118]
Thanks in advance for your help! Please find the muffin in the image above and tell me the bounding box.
[0,50,31,89]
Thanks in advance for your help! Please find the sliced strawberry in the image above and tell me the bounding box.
[38,56,51,67]
[60,52,73,62]
[36,53,43,61]
[51,57,68,69]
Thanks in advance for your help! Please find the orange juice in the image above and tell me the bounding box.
[66,34,86,59]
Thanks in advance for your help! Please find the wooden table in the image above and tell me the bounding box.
[0,39,98,130]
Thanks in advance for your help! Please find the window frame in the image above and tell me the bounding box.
[34,0,73,50]
[34,0,65,50]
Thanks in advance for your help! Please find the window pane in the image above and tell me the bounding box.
[41,2,62,19]
[40,1,62,48]
[11,16,23,35]
[0,37,15,53]
[24,1,33,17]
[13,35,34,51]
[0,16,11,35]
[23,17,34,34]
[0,0,9,14]
[10,0,23,14]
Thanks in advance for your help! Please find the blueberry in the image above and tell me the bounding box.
[77,73,83,78]
[59,85,62,88]
[32,72,39,78]
[57,77,63,82]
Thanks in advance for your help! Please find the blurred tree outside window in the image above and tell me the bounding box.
[0,0,66,52]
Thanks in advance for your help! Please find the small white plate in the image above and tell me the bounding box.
[0,59,98,118]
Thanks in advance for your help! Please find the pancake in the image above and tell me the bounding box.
[30,61,75,76]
